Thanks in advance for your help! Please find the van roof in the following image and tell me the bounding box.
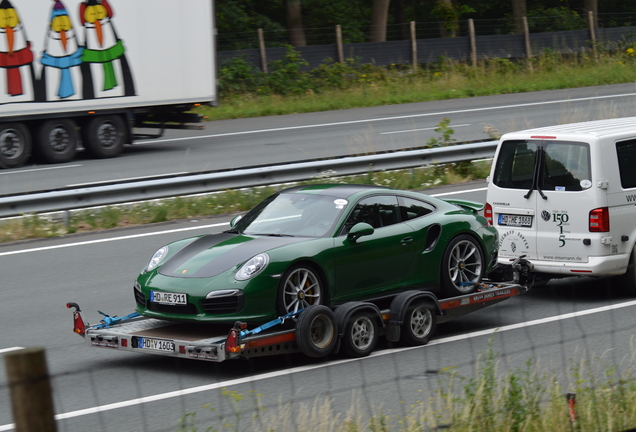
[506,116,636,138]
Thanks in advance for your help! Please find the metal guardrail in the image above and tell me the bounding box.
[0,141,497,218]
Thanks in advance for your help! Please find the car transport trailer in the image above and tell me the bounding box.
[67,281,529,362]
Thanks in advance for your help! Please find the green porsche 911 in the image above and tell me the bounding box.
[134,184,498,324]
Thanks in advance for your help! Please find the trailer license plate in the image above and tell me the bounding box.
[498,214,532,227]
[136,337,175,352]
[150,291,187,305]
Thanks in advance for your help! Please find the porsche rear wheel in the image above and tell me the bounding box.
[277,265,323,315]
[441,235,484,297]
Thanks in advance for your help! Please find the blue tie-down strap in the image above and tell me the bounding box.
[93,311,141,329]
[240,309,305,338]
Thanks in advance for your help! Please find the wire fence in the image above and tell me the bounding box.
[217,12,636,72]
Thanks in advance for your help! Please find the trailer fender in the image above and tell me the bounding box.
[386,291,441,342]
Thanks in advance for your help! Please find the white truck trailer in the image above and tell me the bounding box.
[0,0,216,168]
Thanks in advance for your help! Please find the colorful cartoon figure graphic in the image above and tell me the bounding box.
[40,0,84,100]
[79,0,134,98]
[0,0,37,98]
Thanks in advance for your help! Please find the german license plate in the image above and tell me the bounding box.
[136,337,175,352]
[150,290,187,305]
[498,214,532,227]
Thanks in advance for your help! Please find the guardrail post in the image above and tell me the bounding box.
[5,347,57,432]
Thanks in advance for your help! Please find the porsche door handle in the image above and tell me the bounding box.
[400,237,414,246]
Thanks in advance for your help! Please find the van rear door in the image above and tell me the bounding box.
[534,140,594,263]
[489,138,594,263]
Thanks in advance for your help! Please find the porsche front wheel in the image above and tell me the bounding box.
[441,235,484,297]
[277,265,323,315]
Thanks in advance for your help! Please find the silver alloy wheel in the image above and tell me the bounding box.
[408,305,433,339]
[447,239,483,293]
[350,315,375,351]
[282,267,321,313]
[309,313,335,349]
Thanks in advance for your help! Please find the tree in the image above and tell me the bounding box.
[286,0,307,46]
[370,0,391,42]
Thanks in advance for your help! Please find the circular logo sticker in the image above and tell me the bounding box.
[580,179,592,189]
[334,199,348,209]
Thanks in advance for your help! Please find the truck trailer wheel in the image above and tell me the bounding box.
[400,300,436,346]
[0,122,31,168]
[341,311,378,358]
[82,115,125,159]
[295,305,337,358]
[36,119,77,164]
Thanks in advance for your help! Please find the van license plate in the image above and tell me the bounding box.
[498,214,532,227]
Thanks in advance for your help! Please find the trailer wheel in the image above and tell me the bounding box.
[341,311,378,358]
[0,122,31,168]
[441,235,484,297]
[400,300,436,346]
[277,265,323,315]
[82,115,125,159]
[295,305,337,358]
[36,119,77,163]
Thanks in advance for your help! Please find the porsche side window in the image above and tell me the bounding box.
[398,197,435,221]
[340,195,399,234]
[616,139,636,189]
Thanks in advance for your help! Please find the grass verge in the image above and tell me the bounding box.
[175,337,636,432]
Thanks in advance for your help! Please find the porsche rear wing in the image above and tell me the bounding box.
[67,282,528,363]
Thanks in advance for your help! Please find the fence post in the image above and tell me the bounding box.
[468,19,477,67]
[336,25,344,63]
[257,28,268,73]
[588,11,597,55]
[5,347,57,432]
[410,21,417,72]
[523,16,533,72]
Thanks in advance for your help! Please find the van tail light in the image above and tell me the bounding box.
[589,207,610,232]
[484,203,493,226]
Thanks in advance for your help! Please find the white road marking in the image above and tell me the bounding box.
[0,165,81,176]
[0,187,487,257]
[135,92,636,144]
[0,222,229,257]
[0,347,24,354]
[380,124,470,135]
[2,299,634,431]
[67,172,189,187]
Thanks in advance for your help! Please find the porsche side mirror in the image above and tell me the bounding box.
[347,222,374,242]
[230,215,243,228]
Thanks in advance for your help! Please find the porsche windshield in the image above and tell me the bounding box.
[237,193,347,237]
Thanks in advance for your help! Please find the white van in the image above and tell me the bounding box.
[486,117,636,290]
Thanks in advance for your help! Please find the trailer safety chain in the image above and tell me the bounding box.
[93,311,141,329]
[239,309,305,339]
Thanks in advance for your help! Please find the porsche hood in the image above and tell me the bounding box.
[158,233,306,278]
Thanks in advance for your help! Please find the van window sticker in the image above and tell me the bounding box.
[580,179,592,189]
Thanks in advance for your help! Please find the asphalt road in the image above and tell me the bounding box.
[3,82,636,195]
[2,182,636,432]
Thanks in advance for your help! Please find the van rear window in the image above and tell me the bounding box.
[492,140,539,189]
[616,139,636,189]
[493,140,590,191]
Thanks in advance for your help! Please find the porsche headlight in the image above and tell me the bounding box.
[145,246,169,272]
[235,253,270,281]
